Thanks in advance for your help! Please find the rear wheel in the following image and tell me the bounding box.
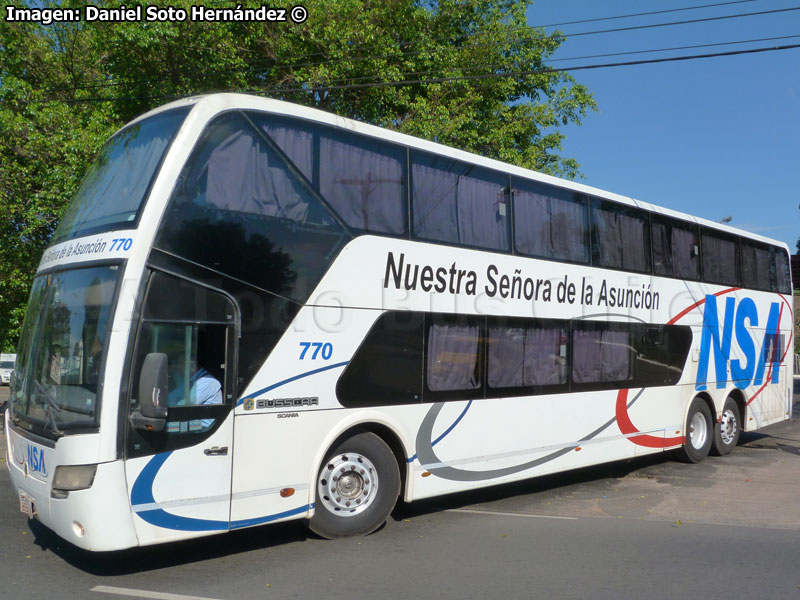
[677,398,713,463]
[711,397,741,456]
[309,431,400,539]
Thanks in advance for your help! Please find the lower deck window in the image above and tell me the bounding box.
[336,311,691,408]
[426,315,483,396]
[572,325,632,385]
[487,321,567,389]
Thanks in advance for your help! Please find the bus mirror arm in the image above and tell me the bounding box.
[131,353,169,432]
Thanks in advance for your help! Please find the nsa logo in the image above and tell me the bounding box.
[243,398,255,411]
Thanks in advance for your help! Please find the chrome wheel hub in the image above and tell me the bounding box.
[318,452,378,517]
[719,408,738,446]
[689,411,708,450]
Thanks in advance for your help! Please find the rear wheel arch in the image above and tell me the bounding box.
[726,388,747,429]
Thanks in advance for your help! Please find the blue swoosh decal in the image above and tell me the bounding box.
[131,452,311,532]
[236,361,349,407]
[131,361,350,532]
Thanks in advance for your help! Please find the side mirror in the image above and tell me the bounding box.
[131,353,168,432]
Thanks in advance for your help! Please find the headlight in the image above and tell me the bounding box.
[52,464,97,492]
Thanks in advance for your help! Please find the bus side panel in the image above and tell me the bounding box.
[405,387,684,501]
[230,409,417,527]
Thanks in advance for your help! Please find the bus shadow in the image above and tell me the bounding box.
[392,451,671,521]
[29,518,312,576]
[392,427,794,521]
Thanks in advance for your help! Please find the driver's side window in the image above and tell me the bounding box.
[128,272,237,457]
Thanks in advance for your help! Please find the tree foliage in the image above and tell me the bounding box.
[0,0,596,351]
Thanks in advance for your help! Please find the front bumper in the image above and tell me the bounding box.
[5,421,140,551]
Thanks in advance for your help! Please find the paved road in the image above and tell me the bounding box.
[1,384,799,600]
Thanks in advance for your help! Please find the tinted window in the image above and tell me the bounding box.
[128,274,236,457]
[572,321,633,385]
[590,199,650,272]
[336,312,423,407]
[412,152,509,251]
[155,112,350,304]
[333,311,692,408]
[260,116,407,235]
[143,272,235,323]
[763,332,785,364]
[53,108,189,243]
[487,319,567,391]
[701,230,739,286]
[652,217,699,279]
[741,242,774,291]
[259,116,314,182]
[774,247,791,294]
[319,131,406,235]
[426,314,483,396]
[513,179,589,263]
[633,324,692,386]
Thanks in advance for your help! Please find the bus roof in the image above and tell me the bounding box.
[130,93,789,252]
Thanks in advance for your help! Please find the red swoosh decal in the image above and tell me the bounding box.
[621,286,789,447]
[616,388,684,448]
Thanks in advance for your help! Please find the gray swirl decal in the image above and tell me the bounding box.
[414,390,645,482]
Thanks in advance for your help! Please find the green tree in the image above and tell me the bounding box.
[0,0,596,351]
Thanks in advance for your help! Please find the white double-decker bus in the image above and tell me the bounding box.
[5,94,793,551]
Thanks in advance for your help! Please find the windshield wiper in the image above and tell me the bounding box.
[34,380,64,438]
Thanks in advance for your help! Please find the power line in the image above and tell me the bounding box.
[560,6,800,38]
[205,6,800,72]
[16,42,800,106]
[244,43,800,95]
[549,33,800,63]
[32,3,798,95]
[34,19,800,98]
[536,0,758,27]
[207,34,800,89]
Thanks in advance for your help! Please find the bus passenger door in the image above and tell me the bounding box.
[125,272,239,545]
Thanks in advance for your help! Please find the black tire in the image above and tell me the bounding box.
[309,431,400,539]
[677,397,713,463]
[711,397,741,456]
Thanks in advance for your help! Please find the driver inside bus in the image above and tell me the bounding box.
[167,357,222,432]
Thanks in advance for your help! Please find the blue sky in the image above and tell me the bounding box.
[527,0,799,252]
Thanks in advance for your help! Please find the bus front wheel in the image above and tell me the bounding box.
[309,431,400,539]
[677,398,713,463]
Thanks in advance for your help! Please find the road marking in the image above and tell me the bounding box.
[448,508,578,520]
[91,586,226,600]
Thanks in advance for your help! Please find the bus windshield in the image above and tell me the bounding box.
[51,107,190,244]
[10,265,119,436]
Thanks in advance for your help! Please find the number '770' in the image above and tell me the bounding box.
[110,238,133,251]
[299,342,333,360]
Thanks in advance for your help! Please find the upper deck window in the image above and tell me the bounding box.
[52,107,189,243]
[513,179,589,263]
[651,217,700,280]
[590,199,650,273]
[701,229,740,287]
[774,248,791,294]
[259,116,407,235]
[411,152,509,251]
[741,241,774,291]
[155,111,349,303]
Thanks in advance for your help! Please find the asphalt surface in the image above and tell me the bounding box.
[1,382,799,600]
